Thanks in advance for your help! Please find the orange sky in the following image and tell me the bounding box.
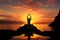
[0,0,59,24]
[0,6,58,24]
[0,4,59,32]
[0,0,60,40]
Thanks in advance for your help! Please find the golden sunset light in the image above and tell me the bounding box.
[0,0,60,40]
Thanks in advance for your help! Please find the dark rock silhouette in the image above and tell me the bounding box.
[42,10,60,40]
[0,29,23,40]
[0,30,15,40]
[48,9,60,40]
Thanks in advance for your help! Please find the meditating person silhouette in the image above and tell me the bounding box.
[16,14,47,40]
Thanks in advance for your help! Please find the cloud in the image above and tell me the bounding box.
[0,14,14,18]
[0,15,25,24]
[46,0,56,4]
[0,19,24,24]
[0,0,2,2]
[46,0,56,6]
[0,0,59,24]
[33,18,54,24]
[20,0,46,9]
[0,9,4,12]
[0,0,58,10]
[10,6,22,9]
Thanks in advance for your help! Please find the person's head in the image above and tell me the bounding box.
[27,14,32,24]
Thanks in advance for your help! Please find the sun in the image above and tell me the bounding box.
[20,11,43,24]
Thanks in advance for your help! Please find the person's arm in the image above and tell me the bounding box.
[15,27,24,36]
[33,27,52,36]
[42,31,52,36]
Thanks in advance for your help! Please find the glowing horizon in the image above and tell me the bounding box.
[0,0,60,40]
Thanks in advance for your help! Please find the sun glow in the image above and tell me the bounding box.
[20,11,44,24]
[27,14,32,19]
